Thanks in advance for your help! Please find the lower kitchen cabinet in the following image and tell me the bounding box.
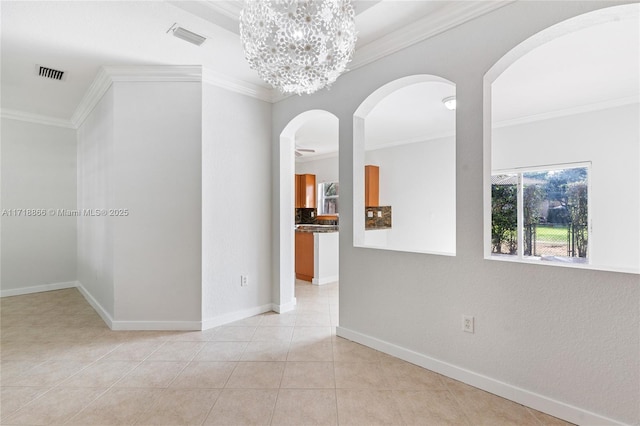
[295,231,314,281]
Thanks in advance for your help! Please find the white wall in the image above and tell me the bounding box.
[365,136,456,254]
[111,81,202,324]
[202,83,273,326]
[272,2,639,424]
[1,118,77,294]
[77,89,115,316]
[295,155,339,184]
[493,103,640,272]
[77,80,203,327]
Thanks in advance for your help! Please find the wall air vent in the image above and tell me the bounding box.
[35,65,66,81]
[167,23,207,46]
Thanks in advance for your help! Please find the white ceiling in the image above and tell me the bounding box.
[1,1,637,159]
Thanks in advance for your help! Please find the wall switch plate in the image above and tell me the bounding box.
[462,315,474,333]
[367,211,374,218]
[241,275,248,287]
[377,211,382,217]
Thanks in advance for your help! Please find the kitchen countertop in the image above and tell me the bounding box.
[295,224,339,233]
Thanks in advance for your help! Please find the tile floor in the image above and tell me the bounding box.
[0,281,572,425]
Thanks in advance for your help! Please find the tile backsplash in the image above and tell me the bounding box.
[295,208,317,224]
[365,206,392,229]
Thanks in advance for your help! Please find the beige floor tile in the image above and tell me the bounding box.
[1,360,91,387]
[441,375,481,393]
[0,360,43,382]
[100,339,164,361]
[194,341,248,361]
[134,388,221,425]
[528,408,576,425]
[334,362,391,389]
[208,326,257,342]
[170,361,236,388]
[0,386,50,419]
[252,326,294,342]
[281,361,335,389]
[333,338,383,362]
[67,387,163,425]
[271,389,338,425]
[226,315,265,327]
[381,361,447,390]
[226,362,285,389]
[163,329,215,342]
[3,387,105,425]
[393,390,470,425]
[336,389,404,425]
[295,313,332,326]
[291,326,333,342]
[59,360,139,387]
[452,389,541,425]
[146,341,206,361]
[114,360,187,388]
[241,341,290,361]
[260,312,297,326]
[287,341,334,362]
[204,388,278,425]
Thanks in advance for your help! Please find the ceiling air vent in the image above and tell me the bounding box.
[35,65,66,81]
[167,23,206,46]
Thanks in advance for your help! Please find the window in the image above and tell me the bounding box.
[491,164,589,263]
[318,182,338,215]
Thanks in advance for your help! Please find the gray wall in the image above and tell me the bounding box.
[272,2,639,424]
[202,83,273,326]
[1,118,77,294]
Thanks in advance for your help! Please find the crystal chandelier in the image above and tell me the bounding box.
[239,0,357,95]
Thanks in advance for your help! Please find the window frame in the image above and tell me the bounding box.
[489,161,592,266]
[317,181,339,215]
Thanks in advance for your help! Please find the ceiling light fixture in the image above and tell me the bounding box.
[442,96,457,110]
[167,23,207,46]
[239,0,357,95]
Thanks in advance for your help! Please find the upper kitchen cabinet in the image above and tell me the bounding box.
[364,165,379,207]
[296,174,316,208]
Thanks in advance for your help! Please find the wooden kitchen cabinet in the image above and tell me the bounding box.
[365,165,379,207]
[295,174,316,208]
[295,231,314,281]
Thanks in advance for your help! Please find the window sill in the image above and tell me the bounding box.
[486,254,639,275]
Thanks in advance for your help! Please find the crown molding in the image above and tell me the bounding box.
[1,109,74,129]
[201,0,242,21]
[493,95,639,129]
[202,68,274,103]
[349,1,515,72]
[71,65,275,128]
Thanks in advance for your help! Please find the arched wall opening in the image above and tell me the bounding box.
[278,110,339,311]
[353,75,456,255]
[483,3,639,274]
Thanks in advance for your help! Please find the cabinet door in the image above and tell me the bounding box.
[295,232,314,281]
[295,174,302,208]
[296,174,316,208]
[365,165,379,207]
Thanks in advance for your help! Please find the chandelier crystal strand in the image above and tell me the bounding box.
[239,0,357,95]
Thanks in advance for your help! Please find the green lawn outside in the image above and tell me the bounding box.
[536,225,568,242]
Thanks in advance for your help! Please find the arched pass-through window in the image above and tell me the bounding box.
[483,4,639,274]
[353,75,456,255]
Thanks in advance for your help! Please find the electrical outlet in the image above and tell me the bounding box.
[462,315,474,333]
[241,275,248,287]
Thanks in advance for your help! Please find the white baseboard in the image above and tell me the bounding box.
[312,276,338,286]
[271,297,297,314]
[0,281,78,297]
[0,281,78,298]
[111,320,202,331]
[76,282,114,329]
[336,326,626,426]
[202,303,274,330]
